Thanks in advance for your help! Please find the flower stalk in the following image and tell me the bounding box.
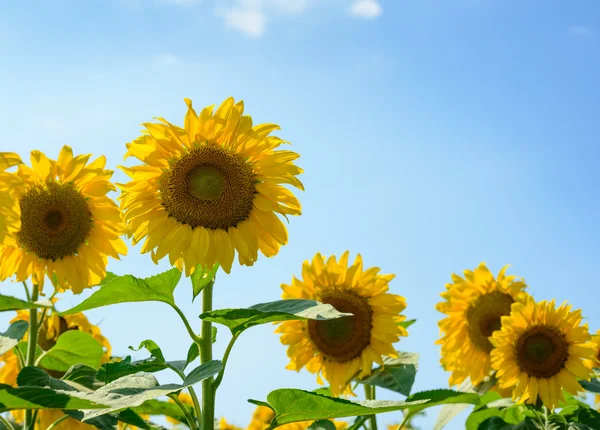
[201,282,215,430]
[23,283,39,430]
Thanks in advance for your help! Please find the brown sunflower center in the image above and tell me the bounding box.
[516,325,569,378]
[17,182,92,260]
[307,290,372,363]
[159,145,256,230]
[466,291,514,353]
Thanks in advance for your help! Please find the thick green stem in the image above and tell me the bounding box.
[364,385,377,430]
[23,284,39,430]
[200,283,214,430]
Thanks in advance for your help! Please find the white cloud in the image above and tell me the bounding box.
[153,53,179,66]
[220,7,266,38]
[350,0,382,19]
[569,25,593,36]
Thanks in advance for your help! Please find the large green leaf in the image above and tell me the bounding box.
[62,364,99,390]
[403,389,480,417]
[356,352,418,396]
[257,389,430,427]
[0,294,51,312]
[80,362,221,421]
[0,384,103,412]
[38,331,104,372]
[0,320,29,356]
[478,417,541,429]
[191,263,219,301]
[580,378,600,393]
[201,299,352,335]
[60,268,182,315]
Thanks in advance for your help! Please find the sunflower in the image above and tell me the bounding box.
[275,252,407,396]
[583,329,600,408]
[118,97,303,275]
[0,147,126,293]
[218,417,244,430]
[0,309,112,429]
[490,297,595,410]
[247,405,348,430]
[436,262,529,387]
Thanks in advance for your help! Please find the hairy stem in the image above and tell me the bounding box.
[212,332,239,392]
[170,393,199,430]
[23,284,39,430]
[364,385,378,430]
[200,282,215,430]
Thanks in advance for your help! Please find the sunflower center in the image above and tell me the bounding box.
[307,290,372,363]
[17,182,92,260]
[159,145,256,230]
[466,291,514,353]
[516,325,569,378]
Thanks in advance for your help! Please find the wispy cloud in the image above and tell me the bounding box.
[219,6,267,38]
[569,25,593,36]
[349,0,382,19]
[152,53,179,66]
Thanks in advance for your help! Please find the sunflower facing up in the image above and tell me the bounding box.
[118,98,303,275]
[0,308,111,429]
[275,252,408,396]
[436,263,529,387]
[0,147,127,293]
[490,297,595,410]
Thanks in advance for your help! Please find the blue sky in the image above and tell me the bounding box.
[1,0,599,428]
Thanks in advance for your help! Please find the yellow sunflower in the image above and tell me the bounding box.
[275,252,407,396]
[0,147,127,293]
[247,405,347,430]
[490,297,595,410]
[436,262,529,387]
[118,97,303,275]
[0,309,112,429]
[218,417,244,430]
[583,329,600,408]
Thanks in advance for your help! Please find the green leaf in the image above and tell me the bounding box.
[0,384,104,412]
[133,399,192,427]
[62,364,99,390]
[17,366,83,391]
[64,410,118,430]
[580,378,600,393]
[80,363,221,421]
[118,408,163,430]
[185,343,199,369]
[477,417,541,429]
[261,388,429,426]
[404,389,481,417]
[356,352,418,396]
[398,319,416,330]
[0,320,29,356]
[308,420,337,430]
[435,376,497,429]
[465,408,504,430]
[201,299,352,335]
[97,356,174,384]
[38,331,104,372]
[60,268,182,315]
[191,263,219,301]
[0,294,51,312]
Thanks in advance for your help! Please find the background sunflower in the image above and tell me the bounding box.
[118,98,303,275]
[276,252,407,396]
[0,147,127,293]
[490,297,595,410]
[436,262,529,387]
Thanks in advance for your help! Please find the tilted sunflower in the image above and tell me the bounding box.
[275,252,408,396]
[246,405,348,430]
[583,329,600,408]
[118,97,303,274]
[0,147,126,293]
[0,309,111,429]
[436,262,529,387]
[490,297,595,410]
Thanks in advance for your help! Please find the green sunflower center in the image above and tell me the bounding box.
[516,325,569,378]
[307,290,372,363]
[17,182,92,260]
[159,145,256,230]
[466,291,514,353]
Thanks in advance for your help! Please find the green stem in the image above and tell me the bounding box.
[21,282,30,302]
[23,284,39,430]
[364,385,378,430]
[200,283,214,430]
[0,415,16,430]
[170,303,203,345]
[171,367,202,427]
[13,344,25,369]
[45,414,69,430]
[212,333,239,392]
[169,394,199,430]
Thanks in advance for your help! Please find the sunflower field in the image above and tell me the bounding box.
[0,97,598,430]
